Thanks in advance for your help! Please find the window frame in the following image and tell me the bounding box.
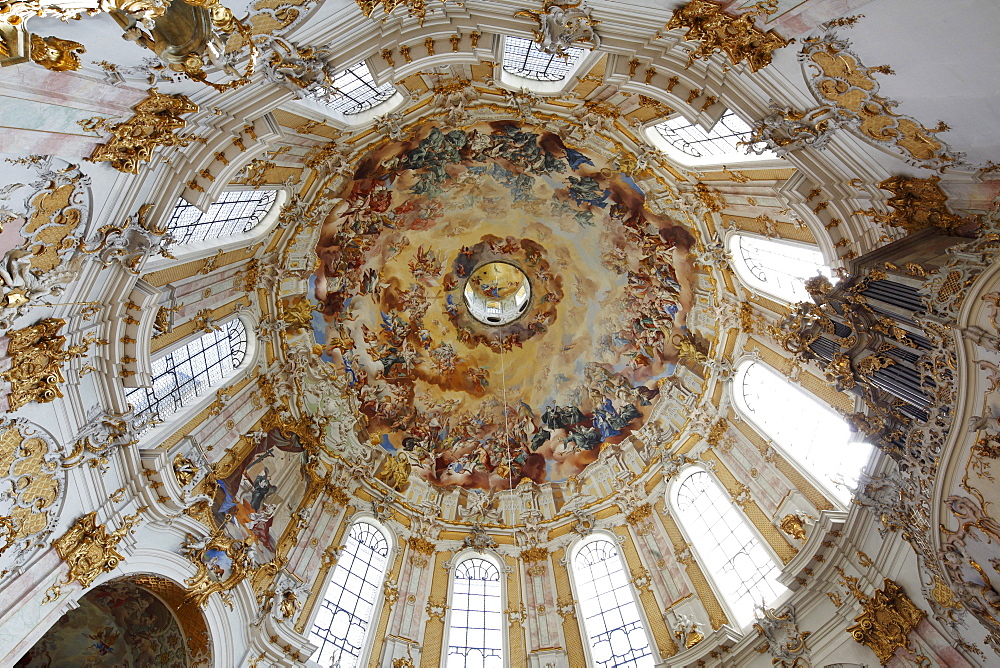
[306,515,395,668]
[729,356,870,507]
[725,230,832,305]
[566,530,657,668]
[442,550,509,668]
[645,110,783,168]
[145,188,288,270]
[497,35,596,96]
[124,314,258,445]
[669,465,788,629]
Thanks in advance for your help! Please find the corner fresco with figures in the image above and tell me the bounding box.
[311,121,705,491]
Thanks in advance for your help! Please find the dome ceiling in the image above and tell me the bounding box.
[311,120,705,490]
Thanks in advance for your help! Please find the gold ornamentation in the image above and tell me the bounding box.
[279,296,315,332]
[355,0,454,25]
[52,509,144,588]
[173,453,198,487]
[514,0,600,58]
[694,183,724,212]
[845,578,925,664]
[182,518,256,607]
[705,418,728,447]
[407,536,436,555]
[377,452,411,492]
[0,420,61,560]
[1,318,102,412]
[29,34,84,71]
[625,503,652,525]
[779,514,807,540]
[520,546,549,563]
[83,89,199,174]
[800,34,960,169]
[666,0,790,73]
[858,175,976,235]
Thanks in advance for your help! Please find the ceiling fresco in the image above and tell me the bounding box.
[311,121,704,491]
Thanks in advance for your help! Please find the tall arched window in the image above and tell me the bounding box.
[733,359,873,502]
[446,556,504,668]
[309,520,391,667]
[306,61,396,115]
[674,469,785,628]
[572,537,653,668]
[165,190,278,245]
[125,318,248,430]
[502,36,584,81]
[730,234,831,304]
[648,110,776,166]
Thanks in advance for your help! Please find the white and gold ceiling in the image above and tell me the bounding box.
[1,0,1000,665]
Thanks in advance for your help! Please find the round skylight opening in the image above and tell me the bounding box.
[463,261,532,326]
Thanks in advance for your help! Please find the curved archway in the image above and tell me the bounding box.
[444,551,506,668]
[15,575,210,667]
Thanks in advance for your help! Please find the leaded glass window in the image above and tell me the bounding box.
[731,234,832,303]
[124,319,247,431]
[309,520,390,667]
[446,557,504,668]
[674,469,785,627]
[165,190,277,245]
[306,61,396,115]
[502,36,584,81]
[733,359,872,502]
[650,110,775,165]
[572,538,653,668]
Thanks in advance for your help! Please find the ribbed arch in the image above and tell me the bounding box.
[445,554,505,668]
[124,318,248,432]
[308,519,392,667]
[165,190,278,245]
[673,468,785,628]
[571,536,653,668]
[732,358,872,502]
[729,233,831,304]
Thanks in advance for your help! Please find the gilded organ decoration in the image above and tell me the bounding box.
[52,509,144,588]
[665,0,790,73]
[84,89,199,174]
[1,318,103,412]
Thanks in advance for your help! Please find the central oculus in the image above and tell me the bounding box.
[463,261,531,326]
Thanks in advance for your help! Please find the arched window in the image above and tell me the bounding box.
[572,537,653,668]
[307,61,396,115]
[674,469,785,628]
[648,110,775,166]
[125,318,248,430]
[446,556,504,668]
[733,359,873,502]
[730,234,832,304]
[309,520,391,667]
[502,36,584,81]
[166,190,278,245]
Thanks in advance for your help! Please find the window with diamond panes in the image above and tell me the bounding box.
[734,359,873,502]
[502,36,584,81]
[674,469,785,627]
[124,319,247,431]
[446,557,504,668]
[731,234,832,303]
[306,61,396,115]
[651,110,775,165]
[572,538,653,668]
[308,520,390,667]
[165,190,277,245]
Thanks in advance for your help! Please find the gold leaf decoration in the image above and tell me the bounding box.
[666,0,790,73]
